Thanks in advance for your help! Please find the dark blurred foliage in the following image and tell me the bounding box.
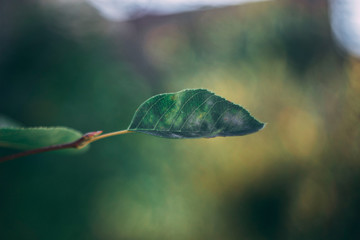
[1,0,360,239]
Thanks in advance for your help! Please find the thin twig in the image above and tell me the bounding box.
[0,142,77,163]
[0,130,132,163]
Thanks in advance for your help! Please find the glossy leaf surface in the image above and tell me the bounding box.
[128,89,265,138]
[0,127,83,150]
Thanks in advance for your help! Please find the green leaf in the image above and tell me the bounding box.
[0,127,83,150]
[128,89,265,138]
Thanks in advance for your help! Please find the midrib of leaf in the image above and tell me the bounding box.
[130,90,247,134]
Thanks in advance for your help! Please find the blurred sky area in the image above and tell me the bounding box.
[86,0,270,21]
[1,0,360,240]
[41,0,360,57]
[330,0,360,57]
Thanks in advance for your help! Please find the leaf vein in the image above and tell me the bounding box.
[152,101,177,130]
[134,95,167,129]
[209,107,230,132]
[198,99,226,131]
[168,90,204,131]
[179,94,215,131]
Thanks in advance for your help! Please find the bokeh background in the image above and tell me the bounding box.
[1,0,360,239]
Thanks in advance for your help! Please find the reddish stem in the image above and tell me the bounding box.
[0,131,103,163]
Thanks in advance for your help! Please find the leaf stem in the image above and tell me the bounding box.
[86,130,132,144]
[0,130,132,163]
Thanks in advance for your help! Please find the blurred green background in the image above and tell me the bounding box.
[1,0,360,239]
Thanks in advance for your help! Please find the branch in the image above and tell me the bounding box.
[0,130,131,163]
